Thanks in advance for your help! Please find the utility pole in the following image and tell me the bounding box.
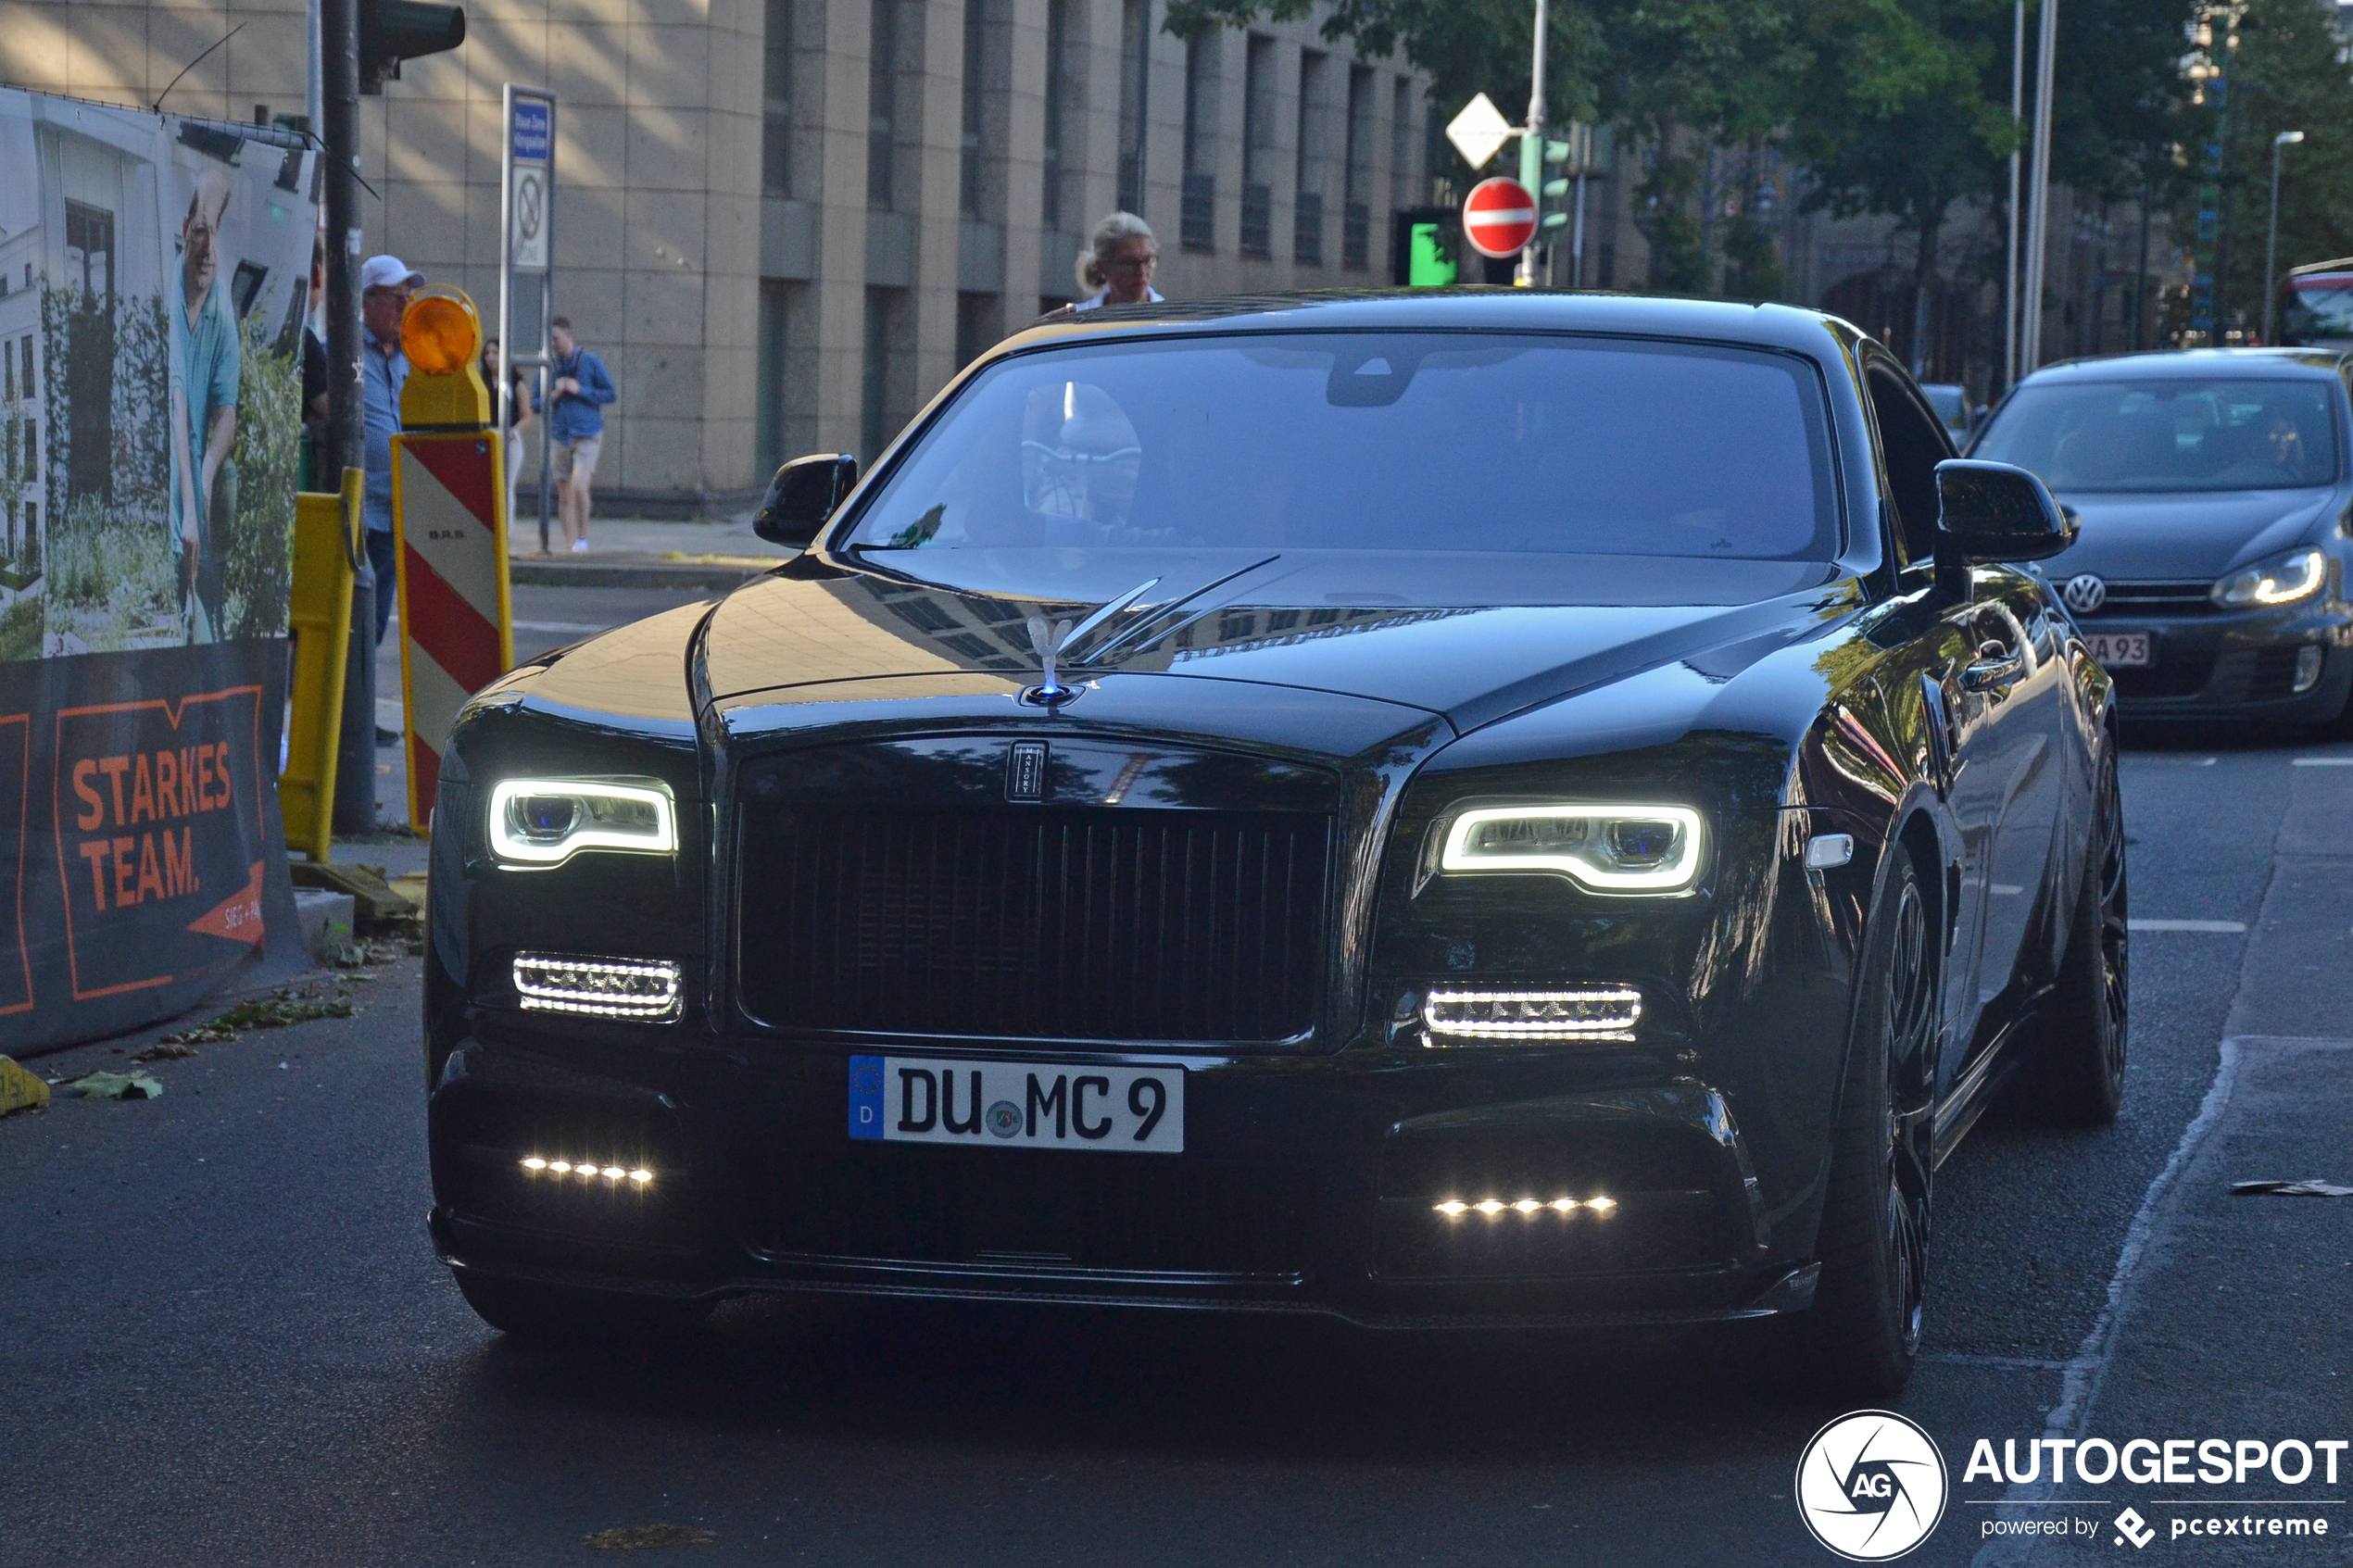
[2020,0,2058,375]
[2004,0,2023,391]
[2264,130,2304,343]
[323,0,376,834]
[1516,0,1547,286]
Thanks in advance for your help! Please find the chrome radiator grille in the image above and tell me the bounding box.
[737,807,1331,1043]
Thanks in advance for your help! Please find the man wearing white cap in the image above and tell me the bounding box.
[359,255,422,668]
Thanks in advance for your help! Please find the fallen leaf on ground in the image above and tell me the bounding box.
[132,1041,200,1063]
[68,1072,164,1100]
[582,1524,716,1552]
[2232,1178,2353,1197]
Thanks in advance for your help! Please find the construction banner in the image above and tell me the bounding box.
[0,89,314,1049]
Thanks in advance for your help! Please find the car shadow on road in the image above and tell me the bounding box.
[452,1297,1847,1466]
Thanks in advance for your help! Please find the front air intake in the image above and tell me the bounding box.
[737,806,1331,1043]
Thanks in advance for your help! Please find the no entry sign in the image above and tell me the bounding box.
[1462,176,1538,259]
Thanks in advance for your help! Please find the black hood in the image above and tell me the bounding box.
[2042,487,2336,582]
[695,549,1856,736]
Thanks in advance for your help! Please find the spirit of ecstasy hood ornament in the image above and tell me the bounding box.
[1014,558,1283,709]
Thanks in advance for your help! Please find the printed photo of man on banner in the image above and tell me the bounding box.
[0,88,318,1050]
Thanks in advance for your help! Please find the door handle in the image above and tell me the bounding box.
[1962,639,2024,691]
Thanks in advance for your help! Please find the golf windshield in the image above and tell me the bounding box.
[843,332,1840,559]
[1974,378,2342,493]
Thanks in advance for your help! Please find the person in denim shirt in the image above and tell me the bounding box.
[545,316,615,551]
[170,166,240,642]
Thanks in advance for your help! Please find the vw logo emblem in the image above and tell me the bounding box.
[2061,574,2107,614]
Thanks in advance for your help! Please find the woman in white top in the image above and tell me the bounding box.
[1069,213,1164,312]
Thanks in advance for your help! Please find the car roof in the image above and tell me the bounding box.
[991,288,1865,361]
[2020,346,2347,383]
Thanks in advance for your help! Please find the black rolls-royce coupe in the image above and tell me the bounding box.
[424,292,2123,1398]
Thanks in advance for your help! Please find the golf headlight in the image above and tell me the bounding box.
[1440,805,1706,893]
[488,778,677,866]
[2211,546,2325,608]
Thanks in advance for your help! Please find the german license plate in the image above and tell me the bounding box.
[848,1054,1184,1152]
[2087,632,2151,668]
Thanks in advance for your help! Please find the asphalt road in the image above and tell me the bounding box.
[7,592,2351,1566]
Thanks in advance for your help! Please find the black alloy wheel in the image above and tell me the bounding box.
[1798,853,1939,1399]
[2021,744,2129,1124]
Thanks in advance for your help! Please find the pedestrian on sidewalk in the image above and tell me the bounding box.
[545,317,615,552]
[359,255,421,667]
[1076,213,1163,309]
[481,335,536,524]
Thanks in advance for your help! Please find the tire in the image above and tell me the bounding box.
[453,1272,711,1344]
[2019,744,2129,1125]
[1797,852,1938,1401]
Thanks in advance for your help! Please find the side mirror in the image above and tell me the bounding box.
[1933,458,2075,586]
[752,453,859,547]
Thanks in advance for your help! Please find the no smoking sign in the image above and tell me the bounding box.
[510,165,547,271]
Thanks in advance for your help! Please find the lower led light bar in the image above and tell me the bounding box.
[513,953,683,1021]
[1421,986,1641,1042]
[1436,1196,1617,1217]
[521,1157,655,1185]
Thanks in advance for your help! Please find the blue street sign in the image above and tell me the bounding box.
[511,99,551,164]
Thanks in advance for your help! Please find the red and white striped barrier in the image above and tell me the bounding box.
[390,432,514,831]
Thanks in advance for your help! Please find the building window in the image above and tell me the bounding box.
[868,0,900,208]
[756,281,797,475]
[1239,35,1274,259]
[20,419,32,483]
[1341,65,1373,270]
[1182,31,1218,252]
[1118,0,1151,215]
[1043,0,1077,228]
[21,336,34,401]
[962,0,985,217]
[761,0,793,196]
[1390,76,1416,214]
[861,287,910,465]
[1293,49,1325,267]
[955,293,1000,370]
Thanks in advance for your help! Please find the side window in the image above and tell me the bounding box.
[1867,366,1954,570]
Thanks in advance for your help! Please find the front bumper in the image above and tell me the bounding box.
[425,1031,1823,1329]
[2090,599,2353,721]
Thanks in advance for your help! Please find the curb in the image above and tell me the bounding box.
[509,557,779,591]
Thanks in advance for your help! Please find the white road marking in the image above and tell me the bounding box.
[1990,884,2026,896]
[2292,756,2353,766]
[2128,919,2246,933]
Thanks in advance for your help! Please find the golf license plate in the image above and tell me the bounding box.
[849,1054,1184,1153]
[2086,631,2151,668]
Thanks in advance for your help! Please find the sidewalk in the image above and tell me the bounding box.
[506,512,797,590]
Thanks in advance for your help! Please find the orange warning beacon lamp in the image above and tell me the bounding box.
[399,286,491,429]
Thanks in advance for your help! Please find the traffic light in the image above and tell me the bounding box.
[1538,124,1593,235]
[360,0,465,93]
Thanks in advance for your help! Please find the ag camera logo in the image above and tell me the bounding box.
[1796,1410,1949,1561]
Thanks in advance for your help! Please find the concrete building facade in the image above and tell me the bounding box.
[3,0,1427,513]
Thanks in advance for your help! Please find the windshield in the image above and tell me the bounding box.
[1974,378,2342,493]
[2282,276,2353,345]
[843,332,1840,559]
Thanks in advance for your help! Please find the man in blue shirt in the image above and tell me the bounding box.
[546,316,616,552]
[171,167,240,642]
[359,255,421,652]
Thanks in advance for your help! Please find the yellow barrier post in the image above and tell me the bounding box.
[278,468,362,862]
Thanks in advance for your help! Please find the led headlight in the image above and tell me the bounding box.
[2211,546,2325,608]
[513,953,683,1020]
[1422,987,1642,1041]
[1440,805,1706,893]
[488,778,677,866]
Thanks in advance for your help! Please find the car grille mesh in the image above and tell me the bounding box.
[738,807,1330,1042]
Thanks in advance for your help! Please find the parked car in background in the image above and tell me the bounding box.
[1971,347,2353,722]
[1920,383,1974,442]
[2274,257,2353,352]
